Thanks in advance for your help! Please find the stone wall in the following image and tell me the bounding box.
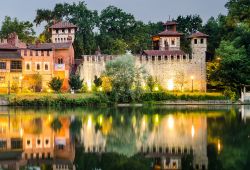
[77,52,207,91]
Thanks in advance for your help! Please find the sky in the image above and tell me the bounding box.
[0,0,228,35]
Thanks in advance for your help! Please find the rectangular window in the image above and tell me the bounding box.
[200,39,204,44]
[11,138,23,149]
[30,50,33,56]
[36,51,38,56]
[41,50,44,56]
[0,62,6,69]
[10,61,22,70]
[194,39,198,44]
[0,140,7,150]
[47,51,50,56]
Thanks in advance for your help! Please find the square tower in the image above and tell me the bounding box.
[50,21,77,43]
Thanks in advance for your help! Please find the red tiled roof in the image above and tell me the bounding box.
[0,43,18,50]
[157,30,183,37]
[163,21,178,26]
[143,50,186,56]
[189,32,209,38]
[28,42,72,50]
[50,21,77,29]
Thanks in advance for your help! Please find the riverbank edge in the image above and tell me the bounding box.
[0,94,248,106]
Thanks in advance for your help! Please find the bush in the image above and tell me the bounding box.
[49,77,63,92]
[69,74,83,92]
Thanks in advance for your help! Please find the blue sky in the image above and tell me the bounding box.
[0,0,228,34]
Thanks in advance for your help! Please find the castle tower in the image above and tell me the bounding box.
[50,21,77,43]
[152,21,183,51]
[189,32,209,92]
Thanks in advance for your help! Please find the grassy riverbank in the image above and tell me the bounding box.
[0,92,228,107]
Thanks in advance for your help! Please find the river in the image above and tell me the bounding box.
[0,105,250,170]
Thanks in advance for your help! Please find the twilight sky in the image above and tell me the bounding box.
[0,0,228,34]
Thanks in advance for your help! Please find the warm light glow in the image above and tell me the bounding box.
[191,76,194,80]
[154,114,159,125]
[98,115,103,125]
[153,86,159,91]
[132,115,136,127]
[19,76,23,80]
[218,140,221,153]
[87,116,92,129]
[98,87,103,92]
[20,128,23,137]
[191,125,195,138]
[168,116,174,129]
[87,80,92,91]
[167,79,174,91]
[48,89,51,93]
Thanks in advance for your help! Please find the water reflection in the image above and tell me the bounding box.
[0,105,249,170]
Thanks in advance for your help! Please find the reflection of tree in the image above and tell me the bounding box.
[70,117,82,136]
[31,118,42,134]
[50,117,62,132]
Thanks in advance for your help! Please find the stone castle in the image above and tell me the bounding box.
[76,21,208,92]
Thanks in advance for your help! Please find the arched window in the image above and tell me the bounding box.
[45,64,49,70]
[37,64,40,70]
[58,58,63,64]
[26,63,30,70]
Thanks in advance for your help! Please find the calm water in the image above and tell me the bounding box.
[0,105,250,170]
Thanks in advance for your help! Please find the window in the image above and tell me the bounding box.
[27,140,31,146]
[26,63,30,70]
[36,64,41,70]
[56,29,59,34]
[0,140,7,150]
[37,139,41,145]
[158,56,161,60]
[200,38,204,44]
[11,139,22,149]
[183,55,186,60]
[0,62,6,69]
[171,40,175,45]
[164,56,168,60]
[58,58,63,64]
[194,39,198,44]
[36,51,38,56]
[11,61,22,70]
[57,144,64,150]
[177,55,180,60]
[44,64,49,71]
[41,50,44,56]
[62,29,65,33]
[30,50,33,56]
[69,29,71,33]
[171,56,174,60]
[55,38,57,42]
[152,56,155,61]
[45,139,49,145]
[47,50,50,56]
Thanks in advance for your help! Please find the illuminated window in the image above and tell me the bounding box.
[11,61,22,70]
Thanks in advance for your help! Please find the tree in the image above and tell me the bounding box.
[146,76,156,92]
[69,74,83,92]
[209,41,250,95]
[104,55,146,102]
[226,0,250,25]
[175,70,187,92]
[93,75,102,88]
[51,117,62,132]
[34,1,99,56]
[0,16,35,43]
[48,77,63,92]
[29,73,42,92]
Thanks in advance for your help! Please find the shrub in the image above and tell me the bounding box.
[69,74,83,92]
[49,77,63,92]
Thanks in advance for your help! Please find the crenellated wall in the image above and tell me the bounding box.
[77,52,206,92]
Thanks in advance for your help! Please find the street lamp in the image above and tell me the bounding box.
[191,76,194,92]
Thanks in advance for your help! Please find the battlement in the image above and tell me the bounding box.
[21,49,53,57]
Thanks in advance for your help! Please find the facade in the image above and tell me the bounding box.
[0,21,76,92]
[0,112,75,170]
[77,21,208,92]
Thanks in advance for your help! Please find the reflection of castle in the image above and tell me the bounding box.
[0,113,75,170]
[77,21,208,92]
[80,114,208,170]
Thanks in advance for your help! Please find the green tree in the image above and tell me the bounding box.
[69,74,83,92]
[146,76,156,92]
[48,77,63,92]
[104,55,146,102]
[30,73,43,92]
[51,117,62,132]
[209,41,250,95]
[0,16,35,43]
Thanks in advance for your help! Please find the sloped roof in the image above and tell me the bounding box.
[143,50,186,56]
[157,30,183,37]
[0,51,21,59]
[189,32,209,38]
[163,21,178,26]
[28,42,72,50]
[50,21,77,29]
[0,43,18,50]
